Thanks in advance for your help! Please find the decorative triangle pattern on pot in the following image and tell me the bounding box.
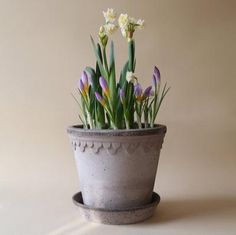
[70,138,165,155]
[107,143,121,155]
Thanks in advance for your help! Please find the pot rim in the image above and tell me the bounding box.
[67,124,167,137]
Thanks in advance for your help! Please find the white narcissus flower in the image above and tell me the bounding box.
[121,27,128,39]
[118,13,129,28]
[104,23,117,35]
[118,13,145,40]
[126,71,137,83]
[103,8,116,23]
[137,19,145,29]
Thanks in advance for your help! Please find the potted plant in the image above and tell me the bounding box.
[67,8,169,224]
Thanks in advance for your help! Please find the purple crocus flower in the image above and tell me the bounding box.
[95,91,102,102]
[143,86,152,98]
[99,76,109,97]
[134,83,142,99]
[152,74,157,87]
[78,79,86,96]
[153,66,161,86]
[154,66,161,81]
[81,71,90,93]
[81,71,88,85]
[119,88,125,104]
[95,92,106,106]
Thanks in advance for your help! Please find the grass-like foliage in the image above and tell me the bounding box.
[72,9,170,129]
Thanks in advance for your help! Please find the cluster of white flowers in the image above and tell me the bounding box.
[118,13,144,40]
[99,8,145,44]
[100,9,118,37]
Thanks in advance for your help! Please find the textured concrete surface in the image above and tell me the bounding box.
[72,192,160,225]
[68,126,165,209]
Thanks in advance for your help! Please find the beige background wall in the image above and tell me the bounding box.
[1,0,236,234]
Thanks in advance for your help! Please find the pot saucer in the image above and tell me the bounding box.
[72,192,160,225]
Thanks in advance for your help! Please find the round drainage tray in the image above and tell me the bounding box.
[72,192,160,225]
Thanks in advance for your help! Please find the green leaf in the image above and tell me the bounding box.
[102,46,109,74]
[126,83,134,127]
[116,103,124,128]
[119,61,128,88]
[109,41,115,74]
[109,41,116,106]
[90,36,108,80]
[128,39,135,72]
[154,83,170,119]
[133,58,136,71]
[96,43,103,62]
[86,65,105,128]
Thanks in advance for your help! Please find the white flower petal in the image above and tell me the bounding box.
[118,13,129,28]
[104,23,117,35]
[126,71,137,83]
[137,19,145,29]
[103,8,116,23]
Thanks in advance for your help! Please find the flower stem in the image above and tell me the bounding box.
[137,115,142,129]
[125,118,130,129]
[102,46,109,74]
[87,111,94,129]
[111,121,118,130]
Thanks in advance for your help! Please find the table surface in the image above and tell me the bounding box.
[1,0,236,234]
[1,125,236,235]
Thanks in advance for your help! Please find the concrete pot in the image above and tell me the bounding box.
[67,125,167,210]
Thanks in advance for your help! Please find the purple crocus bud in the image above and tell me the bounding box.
[119,88,125,104]
[152,74,157,86]
[99,76,109,97]
[81,71,88,85]
[134,83,142,98]
[82,71,90,93]
[150,90,155,96]
[78,79,86,96]
[95,92,106,106]
[154,66,161,82]
[143,86,152,98]
[95,91,102,102]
